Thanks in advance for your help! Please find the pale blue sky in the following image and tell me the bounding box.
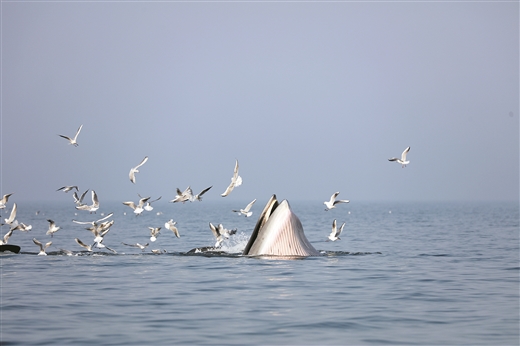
[1,1,518,203]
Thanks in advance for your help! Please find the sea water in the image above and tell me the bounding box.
[1,200,518,345]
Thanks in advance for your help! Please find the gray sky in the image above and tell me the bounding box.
[1,1,518,203]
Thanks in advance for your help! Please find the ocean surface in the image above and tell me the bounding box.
[1,199,518,345]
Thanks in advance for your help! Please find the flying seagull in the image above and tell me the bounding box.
[0,193,13,209]
[46,219,61,237]
[170,187,193,204]
[121,242,149,251]
[123,196,150,216]
[327,219,345,242]
[232,199,256,217]
[75,190,99,213]
[148,227,161,242]
[138,194,161,211]
[59,124,83,146]
[75,238,94,252]
[209,223,236,248]
[221,159,242,197]
[129,156,148,184]
[57,185,78,193]
[324,192,349,211]
[33,238,52,255]
[165,219,180,238]
[190,186,213,202]
[388,146,411,168]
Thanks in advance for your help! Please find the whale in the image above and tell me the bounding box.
[242,195,320,257]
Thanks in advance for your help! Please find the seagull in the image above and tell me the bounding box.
[60,249,74,256]
[56,185,78,193]
[33,238,52,255]
[148,227,161,242]
[129,156,148,184]
[73,189,89,206]
[75,190,99,213]
[328,219,345,241]
[138,195,161,211]
[0,193,13,209]
[232,198,256,217]
[122,242,149,251]
[3,203,17,226]
[59,124,83,146]
[151,249,166,254]
[388,146,411,168]
[75,238,94,252]
[165,219,180,238]
[209,223,237,248]
[46,219,61,237]
[170,187,193,203]
[73,213,114,245]
[123,196,150,216]
[221,159,242,197]
[0,229,14,245]
[11,222,32,232]
[190,186,213,202]
[324,192,349,211]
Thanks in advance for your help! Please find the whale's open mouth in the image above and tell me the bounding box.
[242,195,319,257]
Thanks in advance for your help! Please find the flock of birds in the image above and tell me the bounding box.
[0,125,411,255]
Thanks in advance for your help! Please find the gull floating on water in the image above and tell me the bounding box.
[129,156,148,184]
[328,219,345,242]
[123,196,150,216]
[46,219,61,237]
[56,185,78,193]
[33,238,52,255]
[59,124,83,147]
[232,198,256,217]
[165,219,180,238]
[324,192,349,211]
[388,146,411,168]
[0,193,13,209]
[221,159,242,197]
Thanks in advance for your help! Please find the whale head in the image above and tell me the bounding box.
[242,195,319,257]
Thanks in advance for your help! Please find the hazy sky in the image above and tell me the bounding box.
[1,1,518,203]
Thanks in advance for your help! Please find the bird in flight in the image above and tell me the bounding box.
[59,124,83,146]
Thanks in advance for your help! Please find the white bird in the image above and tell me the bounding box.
[328,219,345,242]
[59,124,83,146]
[73,189,89,206]
[75,190,99,213]
[190,186,213,202]
[129,156,148,184]
[148,227,161,242]
[164,219,180,238]
[324,192,349,211]
[0,229,14,245]
[75,238,94,252]
[3,203,17,226]
[33,238,52,255]
[209,223,236,248]
[232,199,256,217]
[151,249,166,254]
[139,195,161,211]
[11,222,32,232]
[388,146,411,168]
[170,187,193,203]
[46,219,61,237]
[0,193,13,209]
[123,196,150,216]
[221,159,242,197]
[56,185,78,193]
[122,242,149,251]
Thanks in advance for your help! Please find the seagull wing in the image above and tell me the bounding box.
[401,146,410,161]
[5,203,17,224]
[73,124,83,141]
[33,238,43,250]
[244,199,257,212]
[135,156,149,169]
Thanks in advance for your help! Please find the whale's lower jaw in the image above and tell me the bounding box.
[243,195,319,257]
